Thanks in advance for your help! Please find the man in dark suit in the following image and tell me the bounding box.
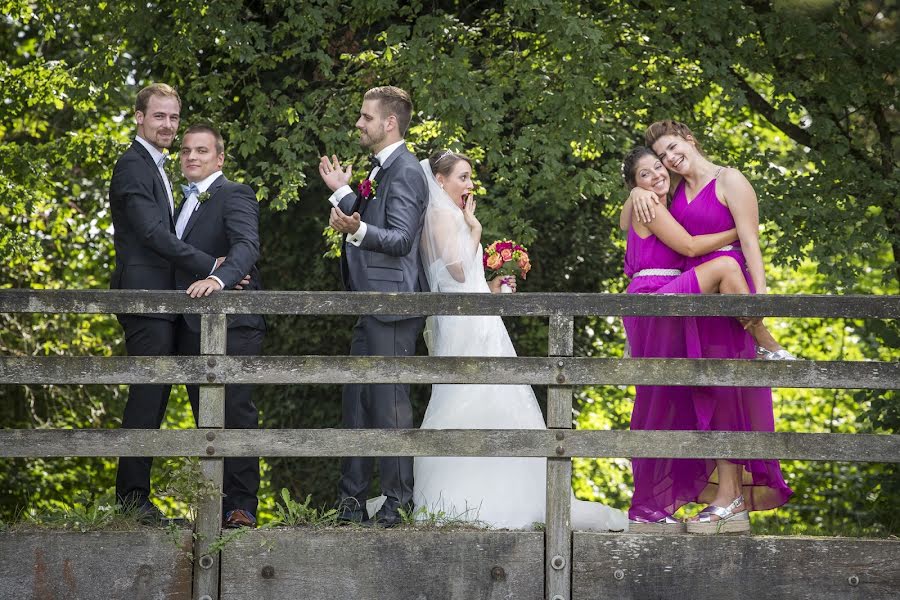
[109,83,226,522]
[318,85,429,527]
[174,123,265,528]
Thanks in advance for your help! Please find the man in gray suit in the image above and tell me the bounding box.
[319,86,428,527]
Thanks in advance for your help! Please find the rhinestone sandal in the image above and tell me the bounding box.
[756,346,798,360]
[629,515,685,534]
[685,495,750,535]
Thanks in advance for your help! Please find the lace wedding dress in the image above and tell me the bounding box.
[412,159,627,531]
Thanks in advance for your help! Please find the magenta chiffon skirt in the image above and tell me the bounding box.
[625,266,792,521]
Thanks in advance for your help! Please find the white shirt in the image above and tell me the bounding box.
[176,170,225,288]
[135,136,175,215]
[176,170,222,239]
[327,139,406,246]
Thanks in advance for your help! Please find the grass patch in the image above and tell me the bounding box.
[397,504,490,529]
[750,516,894,538]
[270,488,339,527]
[10,492,154,533]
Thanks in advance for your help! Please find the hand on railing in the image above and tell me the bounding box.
[186,278,224,298]
[234,273,251,290]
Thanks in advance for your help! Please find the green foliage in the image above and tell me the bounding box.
[399,502,490,529]
[16,491,144,533]
[157,458,223,522]
[0,0,896,536]
[271,488,338,527]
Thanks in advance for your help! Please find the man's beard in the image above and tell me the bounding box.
[360,127,386,150]
[152,130,175,149]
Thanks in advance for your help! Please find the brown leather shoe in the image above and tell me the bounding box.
[223,509,257,528]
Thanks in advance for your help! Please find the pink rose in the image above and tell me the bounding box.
[486,253,503,270]
[500,248,513,261]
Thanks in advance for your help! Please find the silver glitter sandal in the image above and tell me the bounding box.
[685,495,750,535]
[629,515,685,534]
[756,346,798,360]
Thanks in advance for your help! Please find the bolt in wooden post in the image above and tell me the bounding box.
[193,313,226,600]
[546,314,573,600]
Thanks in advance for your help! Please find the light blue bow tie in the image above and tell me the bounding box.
[181,183,199,198]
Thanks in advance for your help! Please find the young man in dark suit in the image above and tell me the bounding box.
[175,124,265,528]
[109,83,227,522]
[318,86,429,527]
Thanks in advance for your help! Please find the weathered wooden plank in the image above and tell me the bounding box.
[220,529,544,600]
[2,355,896,389]
[572,533,900,600]
[193,313,227,600]
[198,313,227,428]
[0,530,192,600]
[2,429,897,462]
[546,458,573,600]
[547,315,574,427]
[194,458,223,600]
[1,289,896,318]
[547,315,574,599]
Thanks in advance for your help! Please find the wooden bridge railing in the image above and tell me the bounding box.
[1,289,898,600]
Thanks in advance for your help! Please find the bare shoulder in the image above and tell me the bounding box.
[716,167,756,205]
[717,166,752,188]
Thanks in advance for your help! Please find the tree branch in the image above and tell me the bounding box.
[728,66,812,147]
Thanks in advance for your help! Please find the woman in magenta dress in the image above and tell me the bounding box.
[621,147,786,532]
[638,121,793,533]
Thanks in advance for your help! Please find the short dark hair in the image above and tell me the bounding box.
[183,123,225,154]
[429,149,473,178]
[621,146,656,188]
[364,86,413,135]
[644,119,704,154]
[135,83,181,113]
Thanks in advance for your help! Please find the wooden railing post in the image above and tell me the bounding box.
[546,314,574,600]
[193,313,227,600]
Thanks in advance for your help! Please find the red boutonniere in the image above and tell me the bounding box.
[358,178,377,202]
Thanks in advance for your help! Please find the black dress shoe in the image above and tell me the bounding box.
[365,501,414,528]
[335,498,366,524]
[122,499,165,525]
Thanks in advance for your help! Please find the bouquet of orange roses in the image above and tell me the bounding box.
[483,239,531,292]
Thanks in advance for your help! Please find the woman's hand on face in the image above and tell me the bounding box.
[488,275,516,293]
[629,187,661,223]
[462,194,481,230]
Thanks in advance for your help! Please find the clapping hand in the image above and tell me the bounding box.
[319,155,352,192]
[330,206,361,234]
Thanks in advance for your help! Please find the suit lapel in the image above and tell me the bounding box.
[359,167,386,217]
[132,141,176,227]
[359,144,406,217]
[182,175,225,240]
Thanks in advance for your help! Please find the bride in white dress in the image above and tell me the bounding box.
[412,150,628,531]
